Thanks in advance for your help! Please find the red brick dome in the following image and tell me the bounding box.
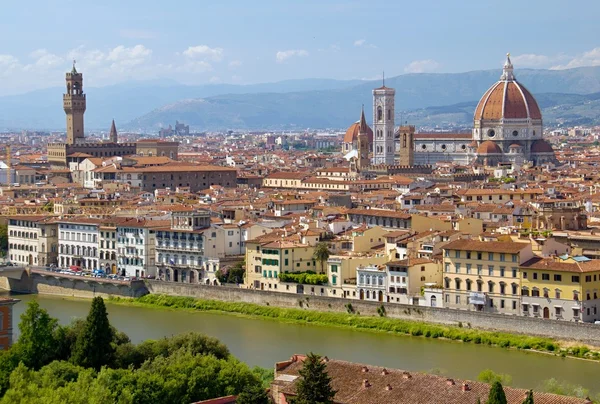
[477,140,502,154]
[474,55,542,121]
[530,139,554,153]
[343,121,373,145]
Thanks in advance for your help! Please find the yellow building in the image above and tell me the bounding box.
[520,256,600,322]
[326,253,389,299]
[245,237,315,291]
[442,239,533,314]
[386,258,441,305]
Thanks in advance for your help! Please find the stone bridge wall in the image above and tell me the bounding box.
[146,281,600,345]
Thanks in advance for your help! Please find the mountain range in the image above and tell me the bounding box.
[2,67,600,131]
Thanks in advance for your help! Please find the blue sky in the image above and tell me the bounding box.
[1,0,599,95]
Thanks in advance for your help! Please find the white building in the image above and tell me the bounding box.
[356,264,387,302]
[117,219,159,278]
[58,219,100,270]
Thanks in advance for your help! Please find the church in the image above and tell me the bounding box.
[343,54,557,170]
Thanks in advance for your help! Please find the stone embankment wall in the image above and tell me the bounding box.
[146,281,600,345]
[0,272,147,299]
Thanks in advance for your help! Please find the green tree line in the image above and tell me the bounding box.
[0,297,271,404]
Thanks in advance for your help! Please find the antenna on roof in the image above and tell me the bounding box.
[382,71,385,87]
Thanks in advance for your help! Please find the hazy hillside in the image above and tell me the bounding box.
[2,66,600,131]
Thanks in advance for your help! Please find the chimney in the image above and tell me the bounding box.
[381,368,389,376]
[361,366,369,373]
[402,372,412,379]
[385,384,393,391]
[321,356,329,363]
[362,379,371,388]
[462,383,470,392]
[446,379,455,386]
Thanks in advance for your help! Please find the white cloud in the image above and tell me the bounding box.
[0,54,19,68]
[209,76,221,83]
[551,47,600,70]
[231,75,242,82]
[228,60,242,68]
[183,45,224,62]
[404,59,441,73]
[354,39,366,47]
[275,49,308,63]
[510,53,551,68]
[28,49,64,68]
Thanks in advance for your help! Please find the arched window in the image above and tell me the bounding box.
[377,107,383,122]
[387,109,391,121]
[403,134,407,148]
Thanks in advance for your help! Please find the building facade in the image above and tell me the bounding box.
[372,85,395,165]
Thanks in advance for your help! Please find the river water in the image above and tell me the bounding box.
[9,294,600,394]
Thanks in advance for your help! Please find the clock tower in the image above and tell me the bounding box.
[64,61,86,145]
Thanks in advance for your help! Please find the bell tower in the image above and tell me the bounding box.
[398,125,415,166]
[357,106,370,171]
[64,61,86,145]
[372,75,395,165]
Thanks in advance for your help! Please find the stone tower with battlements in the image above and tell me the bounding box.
[63,62,86,145]
[372,81,395,165]
[398,125,415,166]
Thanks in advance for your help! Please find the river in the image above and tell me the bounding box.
[9,294,600,394]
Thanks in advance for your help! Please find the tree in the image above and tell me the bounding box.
[522,389,534,404]
[236,383,270,404]
[313,243,330,274]
[0,225,7,257]
[291,353,336,404]
[71,297,115,370]
[486,381,507,404]
[478,369,512,386]
[15,300,58,369]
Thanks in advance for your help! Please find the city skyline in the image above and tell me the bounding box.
[1,0,600,95]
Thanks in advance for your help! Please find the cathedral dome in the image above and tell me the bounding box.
[477,140,502,154]
[343,119,373,145]
[474,55,542,121]
[530,139,554,153]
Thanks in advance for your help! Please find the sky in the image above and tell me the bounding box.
[1,0,600,96]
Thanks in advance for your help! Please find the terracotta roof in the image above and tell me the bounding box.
[274,355,589,404]
[474,80,542,121]
[477,140,502,155]
[343,121,373,145]
[443,239,528,254]
[531,139,555,154]
[347,208,411,220]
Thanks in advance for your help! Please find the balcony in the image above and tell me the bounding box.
[469,292,486,305]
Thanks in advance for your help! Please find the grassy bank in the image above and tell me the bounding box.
[108,294,600,361]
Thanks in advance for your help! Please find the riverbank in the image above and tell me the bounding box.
[108,294,600,362]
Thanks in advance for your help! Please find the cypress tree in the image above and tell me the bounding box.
[71,296,114,370]
[487,381,508,404]
[291,353,336,404]
[522,389,534,404]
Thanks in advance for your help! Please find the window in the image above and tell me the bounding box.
[523,272,527,279]
[554,274,562,282]
[543,289,549,298]
[455,251,460,258]
[477,252,482,260]
[477,265,483,275]
[512,268,517,278]
[488,253,494,261]
[466,280,472,291]
[331,265,338,273]
[445,263,450,272]
[522,304,529,312]
[500,254,505,262]
[586,275,592,282]
[512,284,518,295]
[500,283,506,294]
[532,288,540,297]
[466,264,471,274]
[542,273,550,281]
[499,267,505,277]
[500,300,505,309]
[466,252,472,259]
[533,272,538,280]
[420,276,426,281]
[512,301,517,310]
[488,265,494,276]
[555,290,561,299]
[444,250,449,257]
[573,308,580,318]
[455,279,461,290]
[488,282,494,293]
[455,263,460,273]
